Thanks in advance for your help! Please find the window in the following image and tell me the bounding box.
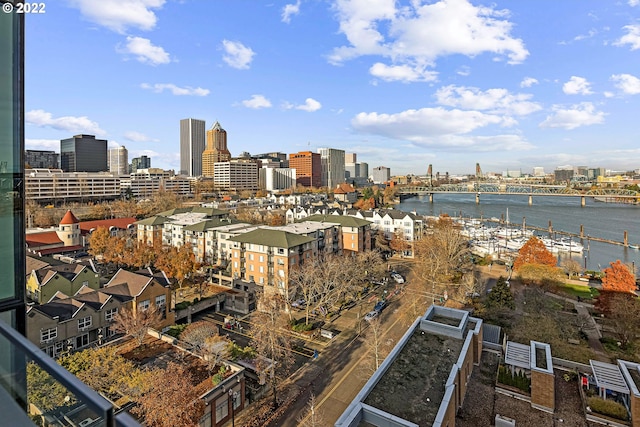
[155,295,166,308]
[82,280,89,286]
[249,254,254,261]
[259,255,264,262]
[259,266,264,273]
[215,398,228,423]
[138,299,150,311]
[105,308,118,321]
[78,316,92,330]
[40,327,57,343]
[249,265,254,272]
[279,270,285,277]
[75,333,89,349]
[259,277,264,284]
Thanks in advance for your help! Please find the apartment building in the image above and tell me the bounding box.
[304,214,373,253]
[228,229,315,298]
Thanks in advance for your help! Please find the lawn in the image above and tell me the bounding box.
[555,282,599,300]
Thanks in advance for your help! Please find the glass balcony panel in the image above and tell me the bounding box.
[0,319,119,427]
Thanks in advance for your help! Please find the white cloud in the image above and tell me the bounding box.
[539,102,605,130]
[562,76,593,95]
[124,131,158,142]
[296,98,322,112]
[611,74,640,95]
[520,77,538,88]
[283,98,322,112]
[140,83,210,96]
[329,0,528,82]
[25,139,60,151]
[68,0,165,34]
[118,36,171,65]
[369,63,438,83]
[241,95,272,109]
[456,66,471,76]
[26,109,106,136]
[434,85,542,116]
[221,40,255,69]
[351,107,510,141]
[629,0,639,6]
[282,0,301,23]
[615,25,640,50]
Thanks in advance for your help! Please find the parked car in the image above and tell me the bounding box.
[374,300,387,312]
[291,299,306,309]
[364,311,379,322]
[391,272,405,284]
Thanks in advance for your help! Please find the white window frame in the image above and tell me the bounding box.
[40,327,57,343]
[155,294,166,308]
[105,308,118,322]
[138,299,150,311]
[78,316,92,330]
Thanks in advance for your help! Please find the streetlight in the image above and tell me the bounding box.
[228,389,238,427]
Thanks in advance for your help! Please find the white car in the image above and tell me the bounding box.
[364,310,379,322]
[391,273,405,284]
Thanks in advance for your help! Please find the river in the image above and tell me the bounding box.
[397,194,640,272]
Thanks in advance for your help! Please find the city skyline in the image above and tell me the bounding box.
[24,1,640,175]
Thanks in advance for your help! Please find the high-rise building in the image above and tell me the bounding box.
[213,160,258,190]
[289,151,322,188]
[317,147,345,188]
[345,153,357,164]
[180,118,205,176]
[25,149,59,169]
[259,167,297,192]
[202,121,231,177]
[371,166,390,184]
[60,134,108,172]
[108,146,128,175]
[359,162,369,179]
[131,155,151,172]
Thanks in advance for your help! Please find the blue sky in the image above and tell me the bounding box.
[24,0,640,176]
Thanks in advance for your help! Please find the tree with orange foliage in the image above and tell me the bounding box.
[354,197,375,210]
[601,260,636,293]
[513,236,557,271]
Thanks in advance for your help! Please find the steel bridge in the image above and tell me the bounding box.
[397,183,639,206]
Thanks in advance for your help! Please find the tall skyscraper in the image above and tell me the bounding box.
[317,147,345,188]
[131,155,151,172]
[108,146,128,175]
[202,121,231,177]
[345,152,357,164]
[289,151,321,187]
[60,134,108,172]
[180,118,205,176]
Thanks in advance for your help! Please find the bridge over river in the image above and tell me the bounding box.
[397,183,639,206]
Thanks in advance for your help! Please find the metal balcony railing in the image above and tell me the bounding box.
[0,318,139,427]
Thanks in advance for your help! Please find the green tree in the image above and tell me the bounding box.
[486,276,515,310]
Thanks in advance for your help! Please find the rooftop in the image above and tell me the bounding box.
[364,329,464,425]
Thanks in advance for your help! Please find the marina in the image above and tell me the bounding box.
[398,193,640,272]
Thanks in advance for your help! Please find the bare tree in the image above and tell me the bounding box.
[412,215,472,298]
[561,258,582,279]
[180,321,231,371]
[133,362,205,427]
[250,294,295,408]
[359,318,394,378]
[296,394,326,427]
[111,306,161,347]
